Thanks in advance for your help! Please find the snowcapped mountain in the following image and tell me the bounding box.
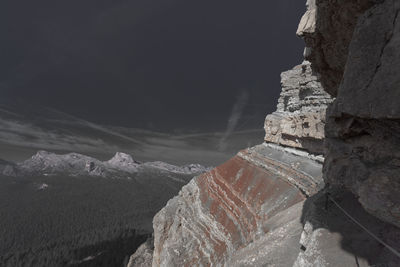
[0,150,210,266]
[3,151,211,178]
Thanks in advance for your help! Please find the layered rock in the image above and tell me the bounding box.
[151,144,323,266]
[264,61,333,155]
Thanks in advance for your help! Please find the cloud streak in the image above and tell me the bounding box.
[218,91,249,151]
[0,119,120,153]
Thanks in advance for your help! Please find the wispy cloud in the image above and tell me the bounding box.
[218,91,249,151]
[0,105,260,165]
[0,119,120,153]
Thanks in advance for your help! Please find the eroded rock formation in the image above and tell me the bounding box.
[264,61,332,155]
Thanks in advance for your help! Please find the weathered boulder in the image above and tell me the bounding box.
[264,61,333,155]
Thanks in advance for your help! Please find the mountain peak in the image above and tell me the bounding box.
[107,152,139,167]
[33,150,52,158]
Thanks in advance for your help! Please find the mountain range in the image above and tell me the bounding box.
[0,101,263,165]
[0,150,209,266]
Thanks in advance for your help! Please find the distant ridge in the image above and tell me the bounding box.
[1,151,211,178]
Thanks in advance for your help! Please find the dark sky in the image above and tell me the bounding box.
[1,0,305,132]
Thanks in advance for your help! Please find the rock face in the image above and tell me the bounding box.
[151,144,323,266]
[297,0,373,96]
[294,0,400,264]
[264,61,333,155]
[302,0,400,228]
[294,191,400,267]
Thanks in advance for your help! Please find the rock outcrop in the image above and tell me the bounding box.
[297,0,373,96]
[151,144,323,266]
[264,61,333,155]
[301,0,400,228]
[295,0,400,264]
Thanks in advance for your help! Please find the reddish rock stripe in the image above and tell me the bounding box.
[238,149,320,195]
[152,145,321,266]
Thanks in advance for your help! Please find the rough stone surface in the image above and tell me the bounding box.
[297,0,373,96]
[293,191,400,267]
[264,61,333,155]
[324,117,400,228]
[226,201,305,267]
[294,2,400,265]
[151,144,323,266]
[127,238,154,267]
[333,0,400,119]
[321,0,400,228]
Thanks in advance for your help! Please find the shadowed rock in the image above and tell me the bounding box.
[297,0,373,96]
[312,0,400,228]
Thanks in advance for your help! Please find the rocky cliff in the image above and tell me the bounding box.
[296,0,373,96]
[129,0,400,266]
[151,144,322,266]
[300,0,400,228]
[296,0,400,265]
[264,61,333,155]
